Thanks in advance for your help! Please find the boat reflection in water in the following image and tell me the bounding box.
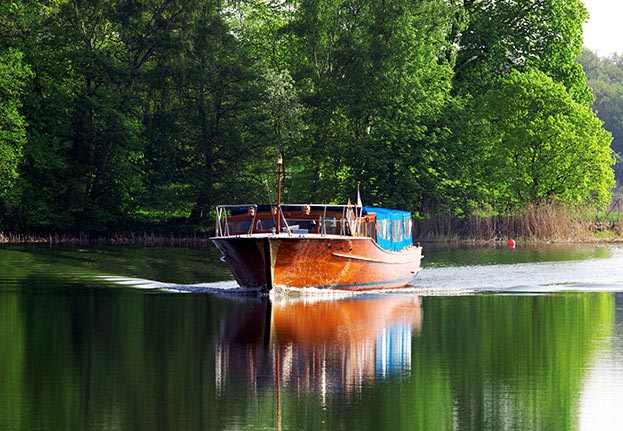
[215,293,422,399]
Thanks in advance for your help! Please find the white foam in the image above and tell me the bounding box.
[94,249,623,298]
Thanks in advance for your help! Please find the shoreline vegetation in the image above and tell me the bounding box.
[2,204,623,246]
[1,2,618,241]
[0,231,214,247]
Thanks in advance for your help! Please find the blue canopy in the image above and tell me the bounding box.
[364,207,413,252]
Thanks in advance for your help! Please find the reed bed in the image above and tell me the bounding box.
[0,231,214,246]
[3,202,623,245]
[414,203,622,243]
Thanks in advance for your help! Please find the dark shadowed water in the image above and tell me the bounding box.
[2,243,623,430]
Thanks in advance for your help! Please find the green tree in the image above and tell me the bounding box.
[60,0,148,229]
[0,49,30,200]
[0,0,615,233]
[225,2,307,203]
[2,1,75,230]
[121,0,205,222]
[458,69,614,211]
[579,49,623,183]
[455,0,591,105]
[4,0,146,231]
[6,0,274,230]
[170,0,269,223]
[0,1,34,217]
[286,0,459,208]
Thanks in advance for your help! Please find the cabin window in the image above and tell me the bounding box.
[377,219,391,240]
[362,220,375,237]
[230,220,252,233]
[392,220,403,242]
[257,219,276,230]
[403,217,412,240]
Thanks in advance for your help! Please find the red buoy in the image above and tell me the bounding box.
[507,239,516,248]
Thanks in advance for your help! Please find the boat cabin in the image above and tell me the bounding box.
[214,204,413,252]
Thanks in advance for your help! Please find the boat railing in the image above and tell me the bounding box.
[215,204,258,237]
[281,203,373,237]
[215,203,374,238]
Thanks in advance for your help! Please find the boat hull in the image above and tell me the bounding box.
[211,235,422,290]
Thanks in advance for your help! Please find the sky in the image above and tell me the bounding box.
[582,0,623,56]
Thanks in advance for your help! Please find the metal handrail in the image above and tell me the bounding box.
[215,203,369,238]
[215,204,257,236]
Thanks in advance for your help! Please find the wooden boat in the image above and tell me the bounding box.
[210,160,423,291]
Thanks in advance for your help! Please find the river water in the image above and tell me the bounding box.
[1,243,623,430]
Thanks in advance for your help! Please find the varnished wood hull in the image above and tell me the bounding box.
[211,235,422,290]
[271,295,422,344]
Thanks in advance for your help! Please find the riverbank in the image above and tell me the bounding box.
[0,231,214,246]
[413,203,623,243]
[2,224,623,246]
[3,204,623,246]
[412,220,623,244]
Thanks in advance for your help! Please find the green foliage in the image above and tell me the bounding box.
[0,0,37,196]
[0,49,30,198]
[457,69,614,211]
[0,0,615,232]
[579,49,623,182]
[283,0,458,208]
[455,0,591,105]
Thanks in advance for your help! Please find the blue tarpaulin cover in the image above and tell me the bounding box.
[364,207,413,252]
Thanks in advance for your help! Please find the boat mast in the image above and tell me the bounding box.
[276,155,283,233]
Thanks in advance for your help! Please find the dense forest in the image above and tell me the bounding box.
[580,49,623,185]
[0,0,617,234]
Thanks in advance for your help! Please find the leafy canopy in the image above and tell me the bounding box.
[462,69,614,210]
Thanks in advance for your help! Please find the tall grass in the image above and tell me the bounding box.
[2,202,622,244]
[413,202,618,242]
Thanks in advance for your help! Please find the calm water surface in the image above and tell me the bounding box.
[2,243,623,430]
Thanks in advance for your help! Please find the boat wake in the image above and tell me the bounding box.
[497,282,623,294]
[94,276,426,298]
[95,255,623,298]
[411,255,623,295]
[402,282,623,296]
[94,276,263,295]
